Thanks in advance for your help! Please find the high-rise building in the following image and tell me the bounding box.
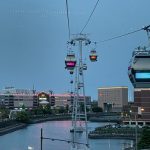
[132,88,150,120]
[98,86,128,112]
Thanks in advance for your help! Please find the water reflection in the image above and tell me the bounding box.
[0,121,133,150]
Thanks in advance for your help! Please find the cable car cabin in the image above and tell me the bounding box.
[89,50,98,62]
[128,48,150,88]
[65,54,76,71]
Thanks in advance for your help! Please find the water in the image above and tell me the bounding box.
[0,121,133,150]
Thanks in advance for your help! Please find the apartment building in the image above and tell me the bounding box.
[98,86,128,112]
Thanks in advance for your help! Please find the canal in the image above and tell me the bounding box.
[0,121,133,150]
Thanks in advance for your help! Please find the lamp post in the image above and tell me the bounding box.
[130,107,144,150]
[129,109,138,150]
[135,113,138,150]
[129,110,138,150]
[0,112,1,122]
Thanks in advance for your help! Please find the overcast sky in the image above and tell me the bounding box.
[0,0,150,100]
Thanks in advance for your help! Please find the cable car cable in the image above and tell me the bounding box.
[80,0,100,34]
[65,0,71,39]
[99,25,150,43]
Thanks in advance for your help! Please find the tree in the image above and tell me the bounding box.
[43,105,52,114]
[34,105,44,115]
[138,126,150,149]
[0,108,10,119]
[21,104,26,110]
[80,103,84,112]
[92,106,103,112]
[58,107,66,114]
[16,111,30,123]
[65,104,69,113]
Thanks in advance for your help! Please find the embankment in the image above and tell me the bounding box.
[0,123,27,136]
[0,115,71,136]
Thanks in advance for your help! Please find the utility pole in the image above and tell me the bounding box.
[135,114,137,150]
[41,128,43,150]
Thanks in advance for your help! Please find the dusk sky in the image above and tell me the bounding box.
[0,0,150,100]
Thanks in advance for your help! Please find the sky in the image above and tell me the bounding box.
[0,0,150,100]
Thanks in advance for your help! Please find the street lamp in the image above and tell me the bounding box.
[141,108,144,112]
[129,110,138,150]
[130,107,144,150]
[0,112,2,122]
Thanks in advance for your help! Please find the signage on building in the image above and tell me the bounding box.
[38,92,49,102]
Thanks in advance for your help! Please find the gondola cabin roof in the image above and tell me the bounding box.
[128,48,150,88]
[130,49,150,70]
[65,54,76,61]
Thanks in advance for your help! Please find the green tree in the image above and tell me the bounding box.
[92,106,103,112]
[33,105,44,115]
[80,103,84,112]
[43,105,52,114]
[21,104,26,110]
[91,101,98,108]
[79,103,90,112]
[65,104,69,113]
[16,111,29,123]
[0,108,9,119]
[58,107,66,114]
[138,126,150,149]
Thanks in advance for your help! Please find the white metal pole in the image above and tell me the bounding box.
[135,114,137,150]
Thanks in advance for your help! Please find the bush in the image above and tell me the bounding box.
[16,111,30,123]
[138,126,150,149]
[92,106,103,112]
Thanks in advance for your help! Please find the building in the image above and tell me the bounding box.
[0,87,38,109]
[123,89,150,126]
[0,87,91,109]
[54,93,91,109]
[131,88,150,120]
[98,86,128,112]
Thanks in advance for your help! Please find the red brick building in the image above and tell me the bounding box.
[132,88,150,120]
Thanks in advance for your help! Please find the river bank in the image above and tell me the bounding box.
[88,125,142,140]
[28,115,71,124]
[0,123,27,136]
[88,133,136,140]
[0,115,71,136]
